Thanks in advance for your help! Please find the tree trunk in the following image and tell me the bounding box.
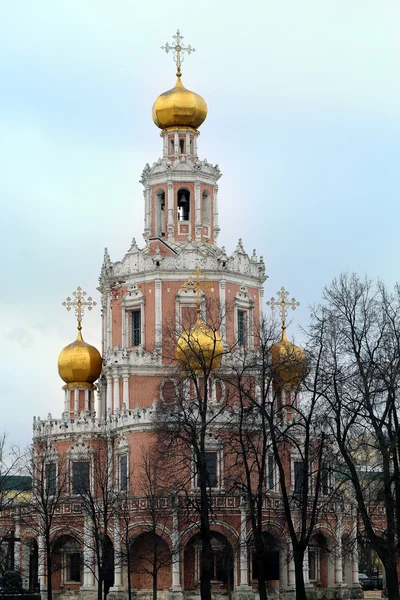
[46,543,52,600]
[152,569,157,600]
[200,540,213,600]
[97,566,103,600]
[293,551,307,600]
[383,558,399,600]
[255,551,268,600]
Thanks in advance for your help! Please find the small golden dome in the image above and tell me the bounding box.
[176,316,223,371]
[152,77,208,130]
[270,329,307,388]
[58,329,102,389]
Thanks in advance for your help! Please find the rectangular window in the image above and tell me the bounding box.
[237,310,246,346]
[320,464,329,496]
[131,310,141,346]
[45,462,57,496]
[294,461,305,495]
[67,553,81,582]
[267,455,275,491]
[197,452,218,488]
[72,462,89,495]
[309,549,317,581]
[120,455,128,492]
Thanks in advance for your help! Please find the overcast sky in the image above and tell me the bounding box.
[1,1,399,447]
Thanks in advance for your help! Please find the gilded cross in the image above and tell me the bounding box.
[266,287,300,332]
[161,29,195,77]
[62,286,96,331]
[182,266,211,316]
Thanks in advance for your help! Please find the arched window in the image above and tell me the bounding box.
[155,190,165,236]
[202,191,211,224]
[169,139,174,155]
[177,188,190,221]
[179,138,185,153]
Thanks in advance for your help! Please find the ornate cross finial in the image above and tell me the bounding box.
[161,29,195,77]
[267,287,300,332]
[62,286,97,331]
[182,266,211,316]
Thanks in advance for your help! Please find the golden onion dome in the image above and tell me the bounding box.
[176,316,223,371]
[58,329,102,389]
[270,329,307,388]
[152,77,208,130]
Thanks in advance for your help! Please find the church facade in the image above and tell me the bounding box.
[5,32,363,600]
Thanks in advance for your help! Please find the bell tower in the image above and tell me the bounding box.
[142,30,221,247]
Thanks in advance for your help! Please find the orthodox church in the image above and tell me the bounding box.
[6,31,362,600]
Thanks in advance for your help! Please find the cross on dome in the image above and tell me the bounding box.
[267,287,300,332]
[161,29,196,77]
[62,286,97,331]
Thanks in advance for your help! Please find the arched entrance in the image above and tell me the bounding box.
[308,532,335,588]
[184,531,234,593]
[129,531,172,591]
[250,531,286,592]
[103,535,114,597]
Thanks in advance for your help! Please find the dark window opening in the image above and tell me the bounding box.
[131,309,141,346]
[294,461,305,495]
[179,138,185,153]
[120,455,128,492]
[46,462,57,496]
[309,549,317,580]
[72,462,89,495]
[237,310,246,346]
[267,455,275,490]
[68,553,81,582]
[169,139,174,154]
[198,452,218,488]
[177,189,190,221]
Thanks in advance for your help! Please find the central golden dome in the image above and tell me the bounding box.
[58,329,102,389]
[270,329,307,388]
[176,316,223,371]
[152,77,208,130]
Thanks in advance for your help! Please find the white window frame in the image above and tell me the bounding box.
[234,285,254,349]
[175,288,205,335]
[66,442,93,497]
[192,446,224,492]
[122,284,145,349]
[116,436,130,493]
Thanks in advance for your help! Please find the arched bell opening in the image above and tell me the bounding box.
[129,532,172,591]
[202,190,211,225]
[184,531,234,593]
[177,189,190,222]
[154,189,165,237]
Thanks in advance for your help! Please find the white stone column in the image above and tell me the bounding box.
[83,516,95,587]
[335,518,343,585]
[96,387,102,419]
[122,372,130,408]
[287,543,295,588]
[14,517,20,572]
[195,181,201,240]
[113,374,120,413]
[259,285,264,321]
[145,185,151,236]
[194,134,198,159]
[219,280,227,343]
[106,289,112,352]
[106,375,113,414]
[167,181,174,238]
[186,131,191,157]
[213,184,220,240]
[155,279,162,348]
[38,533,46,591]
[239,501,249,587]
[352,539,359,585]
[64,389,70,413]
[74,390,79,416]
[112,520,123,589]
[174,131,179,157]
[303,550,310,585]
[84,389,89,412]
[171,496,182,590]
[163,132,168,158]
[121,305,126,348]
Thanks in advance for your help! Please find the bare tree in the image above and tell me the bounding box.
[0,435,25,575]
[225,319,339,600]
[155,301,228,600]
[21,438,68,600]
[118,444,175,600]
[75,437,119,600]
[308,273,400,600]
